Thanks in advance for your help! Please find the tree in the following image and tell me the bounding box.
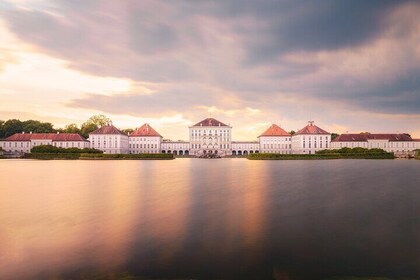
[3,119,24,138]
[81,115,111,138]
[331,133,339,140]
[81,123,98,138]
[122,128,134,135]
[84,115,111,127]
[63,123,81,134]
[289,130,295,135]
[0,120,5,139]
[22,120,55,133]
[1,119,57,138]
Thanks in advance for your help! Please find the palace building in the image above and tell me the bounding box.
[129,124,162,154]
[291,121,331,154]
[89,123,129,154]
[2,117,419,156]
[0,132,89,153]
[189,118,232,157]
[258,124,292,154]
[330,133,420,153]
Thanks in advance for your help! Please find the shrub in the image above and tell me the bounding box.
[317,148,387,154]
[31,145,102,154]
[415,150,420,160]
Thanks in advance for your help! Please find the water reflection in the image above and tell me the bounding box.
[0,159,419,279]
[134,159,192,265]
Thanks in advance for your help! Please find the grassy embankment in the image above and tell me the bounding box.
[247,148,394,160]
[22,145,174,160]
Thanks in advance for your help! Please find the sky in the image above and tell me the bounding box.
[0,0,419,140]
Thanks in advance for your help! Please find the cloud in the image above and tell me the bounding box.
[0,0,420,138]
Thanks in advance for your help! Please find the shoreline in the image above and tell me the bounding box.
[2,151,418,160]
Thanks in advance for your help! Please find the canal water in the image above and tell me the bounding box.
[0,159,419,279]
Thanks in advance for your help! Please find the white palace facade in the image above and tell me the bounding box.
[1,117,420,155]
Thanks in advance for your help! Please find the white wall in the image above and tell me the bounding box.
[292,134,331,154]
[259,136,292,154]
[161,141,189,155]
[0,141,32,153]
[129,136,161,154]
[89,134,129,154]
[231,142,259,155]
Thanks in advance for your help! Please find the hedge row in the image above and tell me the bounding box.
[22,153,174,160]
[317,147,388,154]
[79,153,174,160]
[247,153,394,160]
[22,153,81,160]
[31,145,102,154]
[340,153,394,159]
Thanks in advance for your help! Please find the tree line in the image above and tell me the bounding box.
[0,115,132,139]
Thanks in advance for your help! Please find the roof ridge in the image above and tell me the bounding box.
[295,122,329,135]
[193,118,228,127]
[130,123,162,137]
[90,124,127,135]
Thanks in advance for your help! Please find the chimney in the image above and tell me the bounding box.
[30,131,32,134]
[57,131,60,134]
[22,131,25,134]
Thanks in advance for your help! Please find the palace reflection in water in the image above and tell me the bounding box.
[0,159,419,279]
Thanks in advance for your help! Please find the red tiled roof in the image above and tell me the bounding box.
[296,121,329,135]
[130,124,162,137]
[2,133,88,142]
[193,118,228,127]
[332,133,414,142]
[90,124,126,135]
[259,124,290,137]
